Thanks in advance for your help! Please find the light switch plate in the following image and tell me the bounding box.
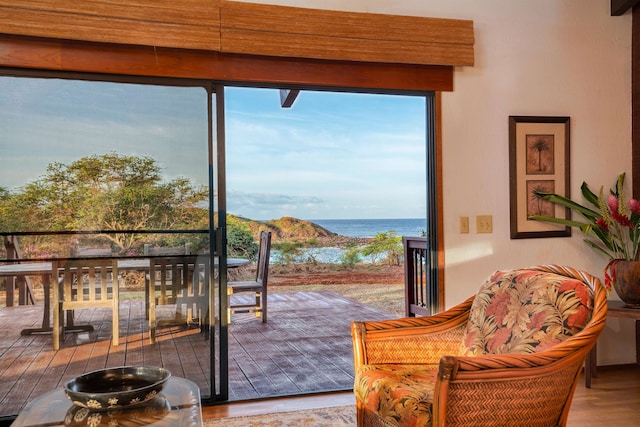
[477,215,493,233]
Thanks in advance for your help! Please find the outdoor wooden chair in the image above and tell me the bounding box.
[143,243,191,321]
[227,230,271,323]
[147,255,210,343]
[52,258,120,350]
[352,264,608,427]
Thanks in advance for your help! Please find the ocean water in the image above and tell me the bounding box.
[308,218,426,238]
[271,218,426,264]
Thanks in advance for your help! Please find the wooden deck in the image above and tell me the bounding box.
[0,290,395,418]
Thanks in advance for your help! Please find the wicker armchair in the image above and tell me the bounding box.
[351,264,608,427]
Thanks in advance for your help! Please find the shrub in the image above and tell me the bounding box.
[272,241,303,265]
[227,225,259,260]
[340,244,362,267]
[360,231,403,265]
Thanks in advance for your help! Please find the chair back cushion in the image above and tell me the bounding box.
[461,268,593,356]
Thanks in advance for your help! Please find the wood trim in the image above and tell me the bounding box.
[436,92,445,312]
[612,0,640,16]
[633,7,640,198]
[0,35,454,92]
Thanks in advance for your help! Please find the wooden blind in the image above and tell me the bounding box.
[0,0,221,51]
[0,0,474,67]
[220,1,474,67]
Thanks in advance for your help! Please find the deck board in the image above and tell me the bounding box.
[0,290,395,417]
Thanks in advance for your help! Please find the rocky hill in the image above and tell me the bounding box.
[228,215,368,245]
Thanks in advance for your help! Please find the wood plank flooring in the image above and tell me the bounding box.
[0,290,394,418]
[203,365,640,426]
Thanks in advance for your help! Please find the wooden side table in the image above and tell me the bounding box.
[11,376,203,426]
[584,300,640,388]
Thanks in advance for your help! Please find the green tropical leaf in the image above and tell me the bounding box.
[532,192,600,221]
[530,173,640,263]
[527,215,589,229]
[580,181,601,207]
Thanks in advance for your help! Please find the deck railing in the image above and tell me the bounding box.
[402,236,432,317]
[3,235,35,306]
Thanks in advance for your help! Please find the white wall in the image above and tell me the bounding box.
[239,0,634,365]
[438,0,632,366]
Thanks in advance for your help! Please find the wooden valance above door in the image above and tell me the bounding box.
[0,0,474,68]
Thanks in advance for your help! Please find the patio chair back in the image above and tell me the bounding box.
[52,258,119,350]
[147,255,209,343]
[227,230,271,323]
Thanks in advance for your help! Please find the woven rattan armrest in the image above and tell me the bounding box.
[352,296,474,367]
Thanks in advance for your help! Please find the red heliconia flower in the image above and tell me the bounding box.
[612,210,633,227]
[595,217,609,231]
[629,198,640,215]
[608,194,619,213]
[612,211,633,227]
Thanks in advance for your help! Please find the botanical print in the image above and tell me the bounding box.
[461,269,593,356]
[527,180,555,217]
[526,134,555,174]
[355,364,436,427]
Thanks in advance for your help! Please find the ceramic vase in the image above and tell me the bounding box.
[612,260,640,308]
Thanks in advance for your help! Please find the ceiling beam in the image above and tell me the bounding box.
[612,0,640,16]
[279,89,300,108]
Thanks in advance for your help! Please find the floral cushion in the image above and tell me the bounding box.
[354,364,436,427]
[461,269,593,356]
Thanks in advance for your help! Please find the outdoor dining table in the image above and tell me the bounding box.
[0,256,249,336]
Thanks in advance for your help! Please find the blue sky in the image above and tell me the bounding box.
[226,88,426,220]
[0,77,426,220]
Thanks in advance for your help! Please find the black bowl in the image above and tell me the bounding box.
[64,366,171,410]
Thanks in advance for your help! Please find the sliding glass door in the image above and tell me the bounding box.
[0,73,230,417]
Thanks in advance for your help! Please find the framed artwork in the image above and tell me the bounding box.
[509,116,571,239]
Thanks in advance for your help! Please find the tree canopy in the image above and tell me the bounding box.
[0,153,208,252]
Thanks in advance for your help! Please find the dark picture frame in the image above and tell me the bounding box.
[509,116,571,239]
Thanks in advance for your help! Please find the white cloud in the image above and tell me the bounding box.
[1,79,427,220]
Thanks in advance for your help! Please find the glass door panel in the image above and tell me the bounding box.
[0,74,214,417]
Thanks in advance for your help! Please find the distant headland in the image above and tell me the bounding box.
[228,215,370,245]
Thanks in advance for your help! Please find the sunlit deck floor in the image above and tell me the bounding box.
[0,291,395,417]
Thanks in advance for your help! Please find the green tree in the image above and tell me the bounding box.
[360,231,403,265]
[0,153,208,252]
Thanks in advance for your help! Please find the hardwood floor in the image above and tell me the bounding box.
[203,365,640,426]
[0,290,393,418]
[568,365,640,426]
